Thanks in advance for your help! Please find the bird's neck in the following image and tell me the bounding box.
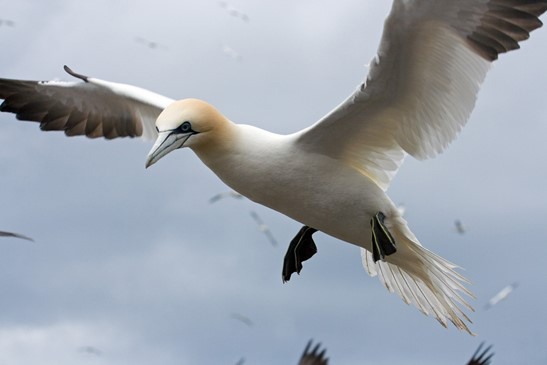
[190,120,241,167]
[190,123,289,195]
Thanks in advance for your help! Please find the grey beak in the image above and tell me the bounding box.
[145,131,190,168]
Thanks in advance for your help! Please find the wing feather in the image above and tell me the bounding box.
[0,67,174,141]
[297,0,546,190]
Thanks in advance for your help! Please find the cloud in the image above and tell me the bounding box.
[0,0,546,364]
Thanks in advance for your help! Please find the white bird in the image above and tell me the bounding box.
[0,1,545,334]
[249,210,278,247]
[209,190,244,203]
[221,44,242,61]
[484,282,518,310]
[218,1,250,22]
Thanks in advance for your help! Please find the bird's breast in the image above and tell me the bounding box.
[196,141,395,247]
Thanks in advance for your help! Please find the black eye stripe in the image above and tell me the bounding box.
[161,121,198,134]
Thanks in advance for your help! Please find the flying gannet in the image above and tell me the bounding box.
[209,190,244,204]
[484,282,519,310]
[249,210,278,247]
[0,1,546,334]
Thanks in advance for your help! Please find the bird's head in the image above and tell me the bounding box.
[145,98,231,168]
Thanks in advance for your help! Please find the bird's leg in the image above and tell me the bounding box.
[370,212,397,262]
[282,226,318,282]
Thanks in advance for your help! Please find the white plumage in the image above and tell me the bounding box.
[1,1,545,335]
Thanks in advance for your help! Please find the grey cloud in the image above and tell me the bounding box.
[0,1,546,364]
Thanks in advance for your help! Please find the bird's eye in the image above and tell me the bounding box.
[180,121,192,133]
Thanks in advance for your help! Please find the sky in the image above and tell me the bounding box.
[0,1,546,364]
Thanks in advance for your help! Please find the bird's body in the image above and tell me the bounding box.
[1,0,546,334]
[196,122,392,250]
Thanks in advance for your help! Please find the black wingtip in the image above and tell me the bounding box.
[63,65,89,82]
[300,339,329,365]
[468,342,494,365]
[0,231,34,242]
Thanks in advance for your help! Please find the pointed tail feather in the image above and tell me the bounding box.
[361,216,475,334]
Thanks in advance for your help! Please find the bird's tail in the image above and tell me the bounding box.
[361,215,475,334]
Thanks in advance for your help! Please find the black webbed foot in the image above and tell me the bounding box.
[282,226,318,282]
[370,212,397,262]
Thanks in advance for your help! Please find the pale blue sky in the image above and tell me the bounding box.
[0,1,546,364]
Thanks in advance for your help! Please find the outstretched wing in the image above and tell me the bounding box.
[0,66,174,141]
[297,0,546,190]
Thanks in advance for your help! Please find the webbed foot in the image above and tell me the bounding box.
[370,212,397,262]
[282,226,318,282]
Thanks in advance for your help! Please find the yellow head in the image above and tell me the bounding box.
[145,99,231,168]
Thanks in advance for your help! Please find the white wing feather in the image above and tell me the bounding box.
[297,0,546,190]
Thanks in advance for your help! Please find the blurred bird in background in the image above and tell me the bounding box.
[484,283,519,310]
[209,190,244,204]
[0,230,33,242]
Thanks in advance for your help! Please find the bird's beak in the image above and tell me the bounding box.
[145,131,192,168]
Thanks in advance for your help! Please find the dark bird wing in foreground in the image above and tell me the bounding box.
[299,340,328,365]
[467,342,494,365]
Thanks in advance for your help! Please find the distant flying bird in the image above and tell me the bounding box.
[0,230,33,242]
[221,44,242,61]
[209,190,244,204]
[1,2,546,334]
[249,211,278,247]
[299,340,328,365]
[484,282,518,310]
[230,312,254,327]
[455,220,466,234]
[78,345,103,357]
[134,37,168,51]
[0,19,15,27]
[218,1,249,22]
[234,358,245,365]
[467,342,494,365]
